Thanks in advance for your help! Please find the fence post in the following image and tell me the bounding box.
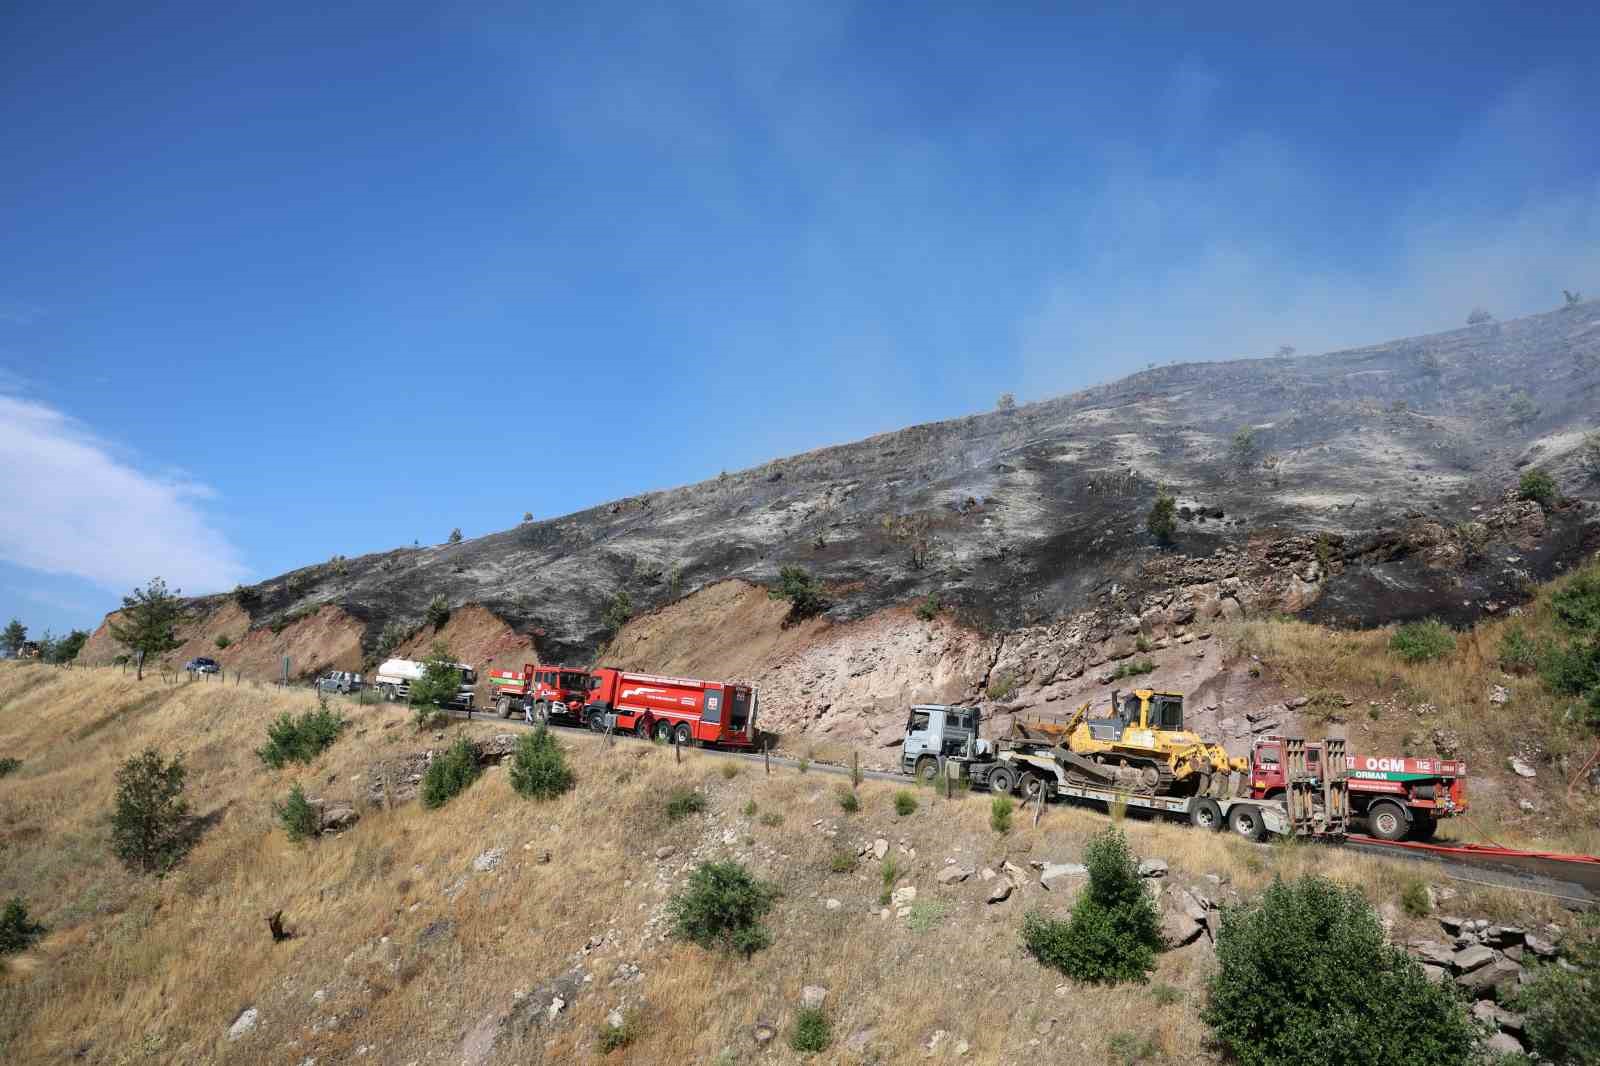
[764,740,770,775]
[1033,784,1044,828]
[852,750,860,790]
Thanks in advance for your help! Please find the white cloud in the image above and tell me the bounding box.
[0,394,248,594]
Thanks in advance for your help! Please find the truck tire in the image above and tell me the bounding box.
[1228,804,1266,842]
[587,709,606,733]
[496,696,511,719]
[674,723,692,746]
[1189,798,1223,831]
[915,756,940,783]
[987,766,1015,795]
[1021,772,1051,802]
[1366,801,1409,841]
[1410,814,1438,841]
[653,720,674,743]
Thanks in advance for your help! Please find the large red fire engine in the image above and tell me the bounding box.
[1249,736,1467,841]
[486,663,591,724]
[582,668,757,748]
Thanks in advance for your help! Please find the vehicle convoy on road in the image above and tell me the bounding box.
[581,667,758,748]
[1249,737,1467,841]
[486,663,591,723]
[898,699,1350,841]
[373,656,477,708]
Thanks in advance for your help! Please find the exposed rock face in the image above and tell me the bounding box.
[87,305,1600,692]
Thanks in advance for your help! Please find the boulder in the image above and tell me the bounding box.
[1038,863,1088,889]
[1138,858,1169,878]
[801,986,828,1010]
[655,845,676,860]
[872,838,889,860]
[752,1022,777,1046]
[1419,963,1448,984]
[1438,915,1467,937]
[1489,686,1509,706]
[1483,1031,1524,1056]
[1524,933,1558,958]
[1411,940,1456,968]
[1457,958,1522,1000]
[891,886,917,907]
[1450,945,1497,974]
[472,848,504,873]
[320,806,359,834]
[1001,861,1028,886]
[1484,926,1524,948]
[937,865,974,886]
[1508,756,1537,778]
[986,880,1013,905]
[228,1008,260,1041]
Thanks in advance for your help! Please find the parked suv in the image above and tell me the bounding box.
[314,670,363,694]
[185,657,220,675]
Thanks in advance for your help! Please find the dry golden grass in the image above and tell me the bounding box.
[0,663,1580,1065]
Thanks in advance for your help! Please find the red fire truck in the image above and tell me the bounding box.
[582,668,758,748]
[486,663,592,724]
[1249,737,1467,841]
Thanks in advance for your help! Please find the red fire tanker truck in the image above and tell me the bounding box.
[582,668,758,748]
[1249,736,1467,841]
[486,663,592,723]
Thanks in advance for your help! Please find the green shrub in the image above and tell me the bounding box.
[596,1011,641,1054]
[447,528,462,545]
[1147,492,1177,543]
[769,566,828,622]
[214,634,231,650]
[1021,828,1161,984]
[1399,880,1431,918]
[987,671,1018,700]
[602,590,633,633]
[915,592,941,621]
[274,783,319,843]
[425,595,451,629]
[1388,620,1456,663]
[420,736,481,809]
[829,850,856,873]
[1498,626,1539,673]
[0,757,20,778]
[906,899,950,933]
[1149,982,1184,1006]
[1538,640,1600,698]
[789,1007,832,1054]
[1551,572,1600,635]
[257,707,349,768]
[1202,876,1476,1066]
[667,860,778,957]
[1111,658,1157,680]
[665,786,708,822]
[759,811,784,827]
[509,726,575,800]
[1511,925,1599,1066]
[894,790,918,816]
[111,748,192,874]
[1519,468,1557,508]
[990,794,1014,835]
[837,787,860,813]
[742,799,758,817]
[0,897,46,955]
[408,641,463,712]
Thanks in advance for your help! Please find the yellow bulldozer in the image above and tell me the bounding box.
[1006,688,1246,798]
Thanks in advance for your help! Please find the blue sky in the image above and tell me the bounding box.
[3,1,1598,637]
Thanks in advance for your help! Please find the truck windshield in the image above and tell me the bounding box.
[559,671,586,689]
[460,668,477,685]
[1151,695,1183,730]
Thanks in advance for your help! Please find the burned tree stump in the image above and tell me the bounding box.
[267,910,293,943]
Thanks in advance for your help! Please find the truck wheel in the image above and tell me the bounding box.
[1189,798,1223,831]
[654,720,673,743]
[1410,815,1438,842]
[1228,804,1266,842]
[587,710,605,733]
[1366,801,1409,841]
[674,723,692,746]
[987,767,1015,794]
[1021,772,1051,801]
[496,696,511,719]
[381,684,396,702]
[914,756,939,783]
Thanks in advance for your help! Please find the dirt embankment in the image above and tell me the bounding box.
[390,604,539,703]
[78,601,368,681]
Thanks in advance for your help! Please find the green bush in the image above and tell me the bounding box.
[1021,828,1162,984]
[1202,876,1476,1066]
[1551,572,1600,635]
[508,726,575,800]
[0,757,20,778]
[894,790,918,816]
[1511,925,1599,1066]
[111,747,193,874]
[1149,982,1183,1006]
[1519,468,1557,507]
[789,1007,832,1054]
[987,671,1018,700]
[1538,640,1600,698]
[915,592,941,621]
[425,595,451,629]
[1147,492,1177,543]
[759,811,784,827]
[257,707,349,768]
[1498,626,1539,673]
[1111,658,1157,680]
[667,860,778,956]
[596,1011,641,1054]
[420,736,481,809]
[665,786,708,822]
[408,641,463,712]
[828,850,856,873]
[1399,880,1431,918]
[990,794,1014,834]
[837,787,859,813]
[1107,1032,1159,1066]
[274,783,319,842]
[1388,620,1456,663]
[602,590,633,633]
[769,566,828,622]
[742,799,757,817]
[0,897,46,955]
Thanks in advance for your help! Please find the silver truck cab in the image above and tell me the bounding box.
[901,704,992,781]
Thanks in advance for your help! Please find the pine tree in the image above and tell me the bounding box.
[108,578,186,680]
